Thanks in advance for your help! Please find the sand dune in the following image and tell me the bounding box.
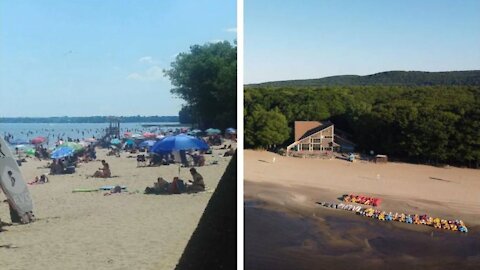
[0,146,233,270]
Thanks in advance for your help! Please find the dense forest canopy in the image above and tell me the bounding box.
[0,116,178,123]
[247,70,480,88]
[245,81,480,167]
[166,41,237,129]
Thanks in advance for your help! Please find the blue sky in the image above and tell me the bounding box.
[245,0,480,84]
[0,0,236,117]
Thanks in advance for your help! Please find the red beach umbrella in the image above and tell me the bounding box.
[143,132,156,138]
[31,136,46,145]
[124,132,132,138]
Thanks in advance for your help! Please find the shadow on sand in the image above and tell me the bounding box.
[175,153,237,270]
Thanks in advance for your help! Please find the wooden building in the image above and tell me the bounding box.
[286,121,355,156]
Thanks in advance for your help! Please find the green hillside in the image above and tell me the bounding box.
[247,70,480,87]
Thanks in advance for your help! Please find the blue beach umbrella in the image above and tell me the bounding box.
[125,139,135,146]
[9,139,31,146]
[226,128,236,134]
[151,134,209,153]
[139,140,156,148]
[51,146,74,159]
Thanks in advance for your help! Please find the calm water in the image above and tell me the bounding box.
[245,201,480,270]
[0,122,186,148]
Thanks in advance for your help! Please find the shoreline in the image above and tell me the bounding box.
[245,181,480,270]
[245,149,480,269]
[245,150,480,227]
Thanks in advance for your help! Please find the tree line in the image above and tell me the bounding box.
[245,85,480,168]
[247,70,480,88]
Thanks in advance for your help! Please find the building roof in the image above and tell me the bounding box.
[295,121,333,141]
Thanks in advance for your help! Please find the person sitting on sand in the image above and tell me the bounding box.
[28,174,49,185]
[186,168,205,193]
[223,148,235,157]
[50,159,64,175]
[93,160,111,178]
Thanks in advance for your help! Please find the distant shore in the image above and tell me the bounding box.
[0,115,179,124]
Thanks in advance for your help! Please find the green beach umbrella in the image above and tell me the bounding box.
[59,142,84,152]
[25,148,36,156]
[205,128,221,135]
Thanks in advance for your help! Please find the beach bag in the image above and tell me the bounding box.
[169,180,180,194]
[176,180,186,193]
[168,179,186,194]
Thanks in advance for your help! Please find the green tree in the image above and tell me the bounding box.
[245,107,289,149]
[165,41,237,129]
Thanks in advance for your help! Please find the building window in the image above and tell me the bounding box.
[312,144,321,151]
[301,144,310,151]
[312,138,321,143]
[324,136,332,138]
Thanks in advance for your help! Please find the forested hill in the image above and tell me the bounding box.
[246,70,480,87]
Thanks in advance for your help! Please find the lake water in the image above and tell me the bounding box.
[0,122,186,148]
[245,201,480,270]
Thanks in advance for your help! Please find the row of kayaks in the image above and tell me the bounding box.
[342,194,382,206]
[316,201,468,233]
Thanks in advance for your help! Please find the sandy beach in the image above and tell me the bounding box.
[245,150,480,269]
[0,145,233,270]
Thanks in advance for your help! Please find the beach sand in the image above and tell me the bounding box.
[0,145,234,270]
[244,150,480,269]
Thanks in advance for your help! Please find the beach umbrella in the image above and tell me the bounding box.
[131,134,143,139]
[50,146,74,159]
[60,142,84,152]
[139,140,156,148]
[205,128,221,135]
[151,134,209,153]
[9,139,30,145]
[110,138,121,145]
[124,132,132,138]
[156,134,165,140]
[14,144,27,149]
[78,141,89,147]
[143,132,156,138]
[31,136,46,145]
[85,138,97,143]
[226,128,236,134]
[25,148,36,156]
[125,139,135,146]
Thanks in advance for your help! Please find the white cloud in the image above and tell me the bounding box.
[138,56,157,64]
[225,27,237,33]
[127,66,165,82]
